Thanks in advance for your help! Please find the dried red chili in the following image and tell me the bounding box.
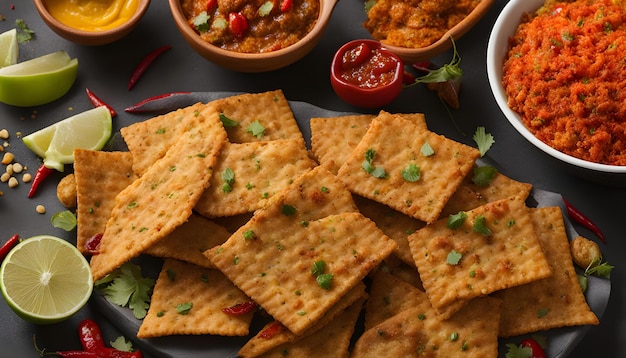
[228,12,248,37]
[563,197,606,243]
[0,234,19,262]
[222,301,257,315]
[85,88,117,118]
[128,45,172,91]
[280,0,293,12]
[78,319,105,352]
[258,321,284,339]
[27,163,55,198]
[124,92,192,113]
[520,338,546,358]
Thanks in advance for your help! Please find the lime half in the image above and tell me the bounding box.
[0,28,18,68]
[0,50,78,107]
[0,235,93,324]
[23,106,112,171]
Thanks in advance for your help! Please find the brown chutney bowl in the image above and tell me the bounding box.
[33,0,151,46]
[169,0,339,73]
[382,0,496,63]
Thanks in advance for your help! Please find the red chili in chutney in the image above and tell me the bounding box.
[183,0,319,53]
[339,42,400,89]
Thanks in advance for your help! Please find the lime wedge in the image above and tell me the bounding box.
[0,235,93,324]
[0,50,78,107]
[0,28,18,68]
[23,106,112,171]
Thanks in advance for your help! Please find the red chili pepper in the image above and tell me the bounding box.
[128,45,172,91]
[520,338,546,358]
[0,234,19,262]
[78,319,105,352]
[84,233,103,255]
[27,163,55,198]
[85,88,117,118]
[258,321,284,339]
[206,0,217,11]
[280,0,293,12]
[96,348,143,358]
[228,12,248,37]
[222,301,257,315]
[123,92,192,113]
[563,197,606,243]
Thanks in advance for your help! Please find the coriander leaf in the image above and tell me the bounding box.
[401,164,421,182]
[282,204,297,216]
[177,302,193,315]
[50,210,77,231]
[413,39,462,83]
[16,19,35,43]
[472,165,498,186]
[192,11,211,32]
[504,343,532,358]
[371,166,387,178]
[219,113,238,127]
[362,149,387,178]
[421,142,435,156]
[472,127,495,157]
[447,250,462,265]
[109,336,133,352]
[585,261,614,278]
[246,120,265,139]
[577,274,588,293]
[222,168,235,193]
[447,211,467,229]
[316,273,333,290]
[95,262,155,319]
[473,215,492,236]
[311,260,326,276]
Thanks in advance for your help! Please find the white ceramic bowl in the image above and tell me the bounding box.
[487,0,626,186]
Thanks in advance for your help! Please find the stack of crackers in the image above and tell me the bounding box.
[70,90,599,357]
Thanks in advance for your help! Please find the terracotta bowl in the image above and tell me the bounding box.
[168,0,339,73]
[487,0,626,186]
[381,0,495,63]
[33,0,151,46]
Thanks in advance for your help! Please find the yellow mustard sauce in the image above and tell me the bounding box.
[46,0,140,32]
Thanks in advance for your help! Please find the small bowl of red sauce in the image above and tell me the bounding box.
[330,39,404,108]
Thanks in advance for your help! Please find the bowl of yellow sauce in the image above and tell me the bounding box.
[34,0,151,46]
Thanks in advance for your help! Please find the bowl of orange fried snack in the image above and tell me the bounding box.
[363,0,495,63]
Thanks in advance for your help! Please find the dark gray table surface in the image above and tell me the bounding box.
[0,0,623,357]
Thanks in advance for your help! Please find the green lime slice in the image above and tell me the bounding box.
[0,235,93,324]
[0,28,18,68]
[0,50,78,107]
[23,106,112,171]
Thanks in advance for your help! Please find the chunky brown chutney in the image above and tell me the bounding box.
[363,0,481,48]
[182,0,320,53]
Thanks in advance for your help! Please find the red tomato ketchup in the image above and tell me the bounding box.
[331,39,404,108]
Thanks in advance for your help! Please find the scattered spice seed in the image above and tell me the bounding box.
[128,45,172,91]
[2,152,14,164]
[85,88,117,117]
[36,204,46,214]
[7,176,18,188]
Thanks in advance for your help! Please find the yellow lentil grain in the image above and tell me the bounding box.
[36,204,46,214]
[22,172,32,183]
[8,176,18,188]
[0,172,9,182]
[5,164,13,176]
[12,162,23,173]
[2,152,14,165]
[0,129,8,139]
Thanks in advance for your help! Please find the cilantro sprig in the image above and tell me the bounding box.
[95,262,155,319]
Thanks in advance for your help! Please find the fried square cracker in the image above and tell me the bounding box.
[238,281,366,358]
[137,259,253,338]
[495,207,599,337]
[212,90,304,144]
[440,166,533,217]
[352,296,502,358]
[194,139,315,218]
[74,149,137,254]
[353,194,425,267]
[144,214,230,269]
[206,211,396,335]
[337,111,480,223]
[364,271,426,330]
[121,103,204,176]
[310,114,375,174]
[310,112,427,175]
[408,196,553,314]
[90,104,228,281]
[256,296,366,358]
